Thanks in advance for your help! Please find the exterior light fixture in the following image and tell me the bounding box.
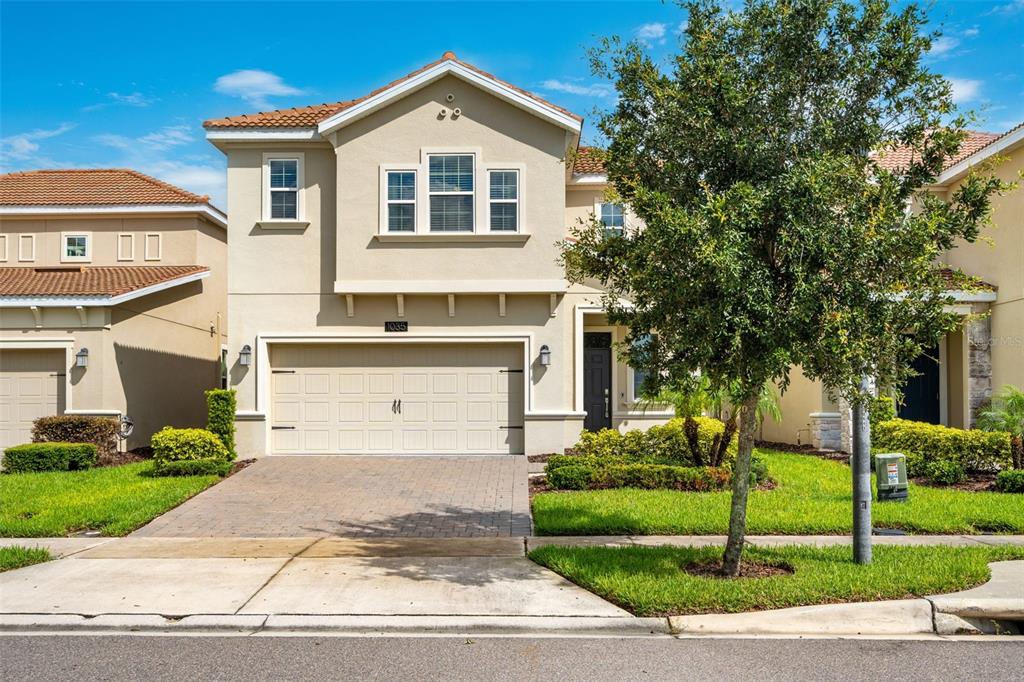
[239,344,252,367]
[539,344,552,367]
[75,348,89,368]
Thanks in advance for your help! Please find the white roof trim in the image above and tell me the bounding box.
[568,173,608,186]
[936,124,1024,185]
[0,270,210,308]
[334,278,568,295]
[0,203,227,228]
[317,60,583,135]
[205,128,322,142]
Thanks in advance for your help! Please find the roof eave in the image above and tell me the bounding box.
[0,204,227,229]
[0,270,211,308]
[934,124,1024,186]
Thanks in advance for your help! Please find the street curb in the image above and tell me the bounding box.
[0,614,672,637]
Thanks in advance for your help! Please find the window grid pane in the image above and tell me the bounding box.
[65,236,87,257]
[387,172,416,201]
[270,159,298,189]
[489,171,518,200]
[271,190,298,219]
[430,195,474,232]
[490,203,517,231]
[429,155,473,193]
[388,204,415,232]
[600,203,625,228]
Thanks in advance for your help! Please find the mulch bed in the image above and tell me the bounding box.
[97,449,149,467]
[229,458,256,475]
[683,559,793,579]
[910,473,997,492]
[757,440,847,460]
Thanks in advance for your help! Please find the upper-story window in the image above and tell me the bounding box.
[489,170,519,232]
[429,154,474,232]
[386,171,416,232]
[599,203,625,237]
[61,231,91,263]
[262,153,304,222]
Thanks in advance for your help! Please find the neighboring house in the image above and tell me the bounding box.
[762,124,1024,450]
[205,51,672,457]
[0,169,227,450]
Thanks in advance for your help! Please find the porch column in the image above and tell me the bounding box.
[966,316,993,427]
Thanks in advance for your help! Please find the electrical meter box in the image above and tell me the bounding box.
[875,453,908,502]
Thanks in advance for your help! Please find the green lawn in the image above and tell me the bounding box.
[532,451,1024,535]
[0,462,220,537]
[0,545,51,572]
[529,544,1024,616]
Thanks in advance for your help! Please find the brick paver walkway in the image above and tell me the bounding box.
[134,456,532,538]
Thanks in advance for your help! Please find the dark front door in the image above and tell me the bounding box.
[583,333,612,432]
[899,343,941,424]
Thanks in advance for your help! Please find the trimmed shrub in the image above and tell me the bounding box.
[592,464,731,491]
[205,389,237,461]
[926,459,966,486]
[3,442,97,473]
[150,457,232,477]
[749,454,770,486]
[31,415,118,460]
[994,469,1024,493]
[151,427,229,476]
[547,464,594,490]
[869,396,897,432]
[572,417,738,468]
[873,418,1012,474]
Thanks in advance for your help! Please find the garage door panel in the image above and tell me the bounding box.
[0,350,66,451]
[269,343,524,455]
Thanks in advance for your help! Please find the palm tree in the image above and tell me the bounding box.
[977,385,1024,469]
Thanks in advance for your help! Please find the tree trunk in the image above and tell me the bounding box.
[721,393,759,576]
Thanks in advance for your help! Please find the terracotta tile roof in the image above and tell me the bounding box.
[204,51,582,129]
[0,265,208,298]
[938,267,996,291]
[573,146,607,174]
[874,130,1003,172]
[0,169,211,206]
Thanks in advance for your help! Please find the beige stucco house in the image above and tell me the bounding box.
[206,52,671,458]
[0,169,228,450]
[762,123,1024,450]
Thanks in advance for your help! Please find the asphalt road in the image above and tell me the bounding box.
[3,635,1023,681]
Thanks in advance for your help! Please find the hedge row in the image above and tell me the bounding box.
[547,460,732,492]
[572,417,738,467]
[3,442,97,473]
[873,418,1012,476]
[31,415,118,460]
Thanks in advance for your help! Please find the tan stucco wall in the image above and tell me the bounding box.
[942,142,1024,395]
[1,214,227,448]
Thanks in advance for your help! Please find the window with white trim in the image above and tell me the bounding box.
[144,233,162,261]
[429,154,474,232]
[61,232,91,263]
[599,203,625,237]
[269,159,299,219]
[488,170,519,232]
[386,171,416,232]
[0,234,7,262]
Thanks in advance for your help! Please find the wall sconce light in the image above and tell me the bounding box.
[539,344,552,367]
[75,348,89,368]
[239,344,252,367]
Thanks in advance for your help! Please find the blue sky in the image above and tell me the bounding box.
[2,0,1023,208]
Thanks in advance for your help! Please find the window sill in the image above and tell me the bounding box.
[373,233,530,243]
[256,220,309,230]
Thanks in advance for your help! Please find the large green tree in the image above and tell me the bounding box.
[564,0,1008,575]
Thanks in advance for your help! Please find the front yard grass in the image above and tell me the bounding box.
[0,545,51,572]
[529,544,1024,616]
[0,462,220,537]
[532,451,1024,535]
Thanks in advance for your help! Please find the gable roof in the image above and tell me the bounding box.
[573,147,607,174]
[0,265,209,306]
[0,169,226,227]
[204,52,582,135]
[873,131,1002,173]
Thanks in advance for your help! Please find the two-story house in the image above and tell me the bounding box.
[0,169,227,450]
[206,52,671,458]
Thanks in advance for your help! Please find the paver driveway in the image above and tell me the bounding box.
[134,456,531,538]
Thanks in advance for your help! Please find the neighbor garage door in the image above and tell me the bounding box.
[270,343,524,454]
[0,349,66,450]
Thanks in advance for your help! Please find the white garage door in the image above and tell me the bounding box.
[270,343,524,454]
[0,349,66,451]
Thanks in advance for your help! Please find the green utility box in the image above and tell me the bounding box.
[875,453,908,502]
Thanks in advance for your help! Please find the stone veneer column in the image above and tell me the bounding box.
[809,412,842,450]
[966,316,993,427]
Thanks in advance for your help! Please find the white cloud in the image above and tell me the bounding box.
[963,27,980,38]
[83,91,154,112]
[635,22,667,46]
[141,159,226,207]
[929,36,959,57]
[213,69,304,109]
[949,77,982,103]
[988,0,1024,15]
[0,123,75,161]
[540,79,614,98]
[677,20,689,35]
[94,125,194,152]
